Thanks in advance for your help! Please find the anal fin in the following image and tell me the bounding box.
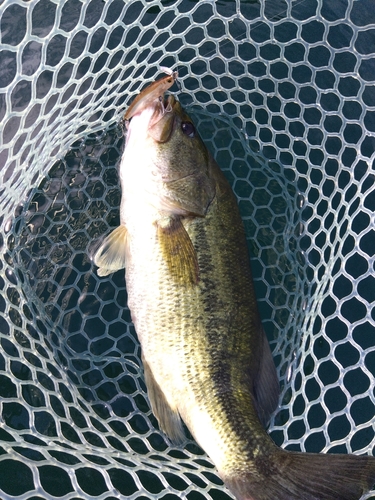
[142,355,185,444]
[93,225,128,277]
[157,217,199,286]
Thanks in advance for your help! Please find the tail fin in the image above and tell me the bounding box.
[224,449,375,500]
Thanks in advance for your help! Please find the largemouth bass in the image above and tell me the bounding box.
[94,72,375,500]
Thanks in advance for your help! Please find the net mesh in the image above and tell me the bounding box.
[1,0,375,498]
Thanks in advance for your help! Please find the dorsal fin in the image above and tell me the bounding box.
[252,327,279,426]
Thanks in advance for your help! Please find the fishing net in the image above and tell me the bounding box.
[1,0,374,498]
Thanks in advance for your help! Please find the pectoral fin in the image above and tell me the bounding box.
[142,355,185,444]
[93,225,128,277]
[157,217,199,285]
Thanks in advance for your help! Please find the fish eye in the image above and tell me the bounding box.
[181,121,195,138]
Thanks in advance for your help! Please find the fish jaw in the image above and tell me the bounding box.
[119,105,161,222]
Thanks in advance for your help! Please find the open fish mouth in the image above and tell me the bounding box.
[162,95,175,113]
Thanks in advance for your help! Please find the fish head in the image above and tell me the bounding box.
[124,86,216,218]
[144,95,216,216]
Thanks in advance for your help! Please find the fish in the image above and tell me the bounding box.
[94,71,375,500]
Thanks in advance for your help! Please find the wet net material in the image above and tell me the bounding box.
[1,0,375,498]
